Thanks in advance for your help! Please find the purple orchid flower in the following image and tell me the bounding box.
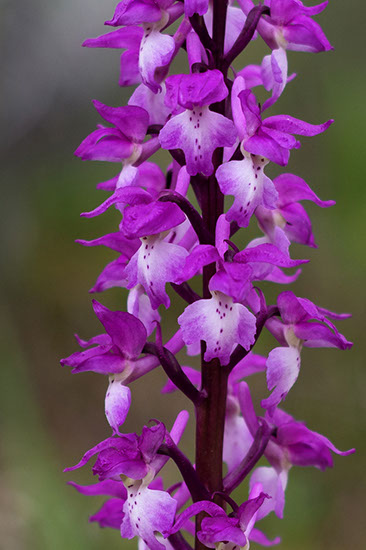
[68,412,189,549]
[84,0,186,92]
[261,291,352,413]
[237,45,295,111]
[75,100,149,164]
[168,486,279,548]
[121,199,188,309]
[255,172,335,248]
[232,85,333,166]
[159,70,237,176]
[61,300,147,433]
[239,381,355,473]
[238,0,332,53]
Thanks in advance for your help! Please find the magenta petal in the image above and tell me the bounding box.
[90,256,128,294]
[93,100,149,142]
[249,527,281,547]
[277,290,311,324]
[83,26,143,49]
[176,70,229,109]
[244,130,290,166]
[238,492,270,533]
[64,436,117,472]
[106,0,162,26]
[229,353,267,383]
[90,498,125,529]
[96,174,119,191]
[119,48,142,86]
[265,266,302,284]
[236,243,308,267]
[92,300,147,359]
[74,333,111,348]
[75,127,134,162]
[169,501,225,535]
[81,187,152,218]
[262,126,300,149]
[60,344,111,369]
[138,425,166,467]
[316,306,351,321]
[294,322,352,350]
[280,203,316,247]
[71,353,125,375]
[238,90,262,137]
[175,244,219,284]
[274,173,335,208]
[122,202,186,238]
[263,115,333,137]
[238,65,263,89]
[215,214,230,258]
[209,263,253,304]
[270,0,328,21]
[283,15,332,53]
[136,162,166,196]
[69,479,127,499]
[76,232,140,256]
[199,516,246,547]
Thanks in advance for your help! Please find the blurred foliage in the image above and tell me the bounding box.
[0,1,365,549]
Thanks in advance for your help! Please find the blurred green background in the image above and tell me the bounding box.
[1,1,365,549]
